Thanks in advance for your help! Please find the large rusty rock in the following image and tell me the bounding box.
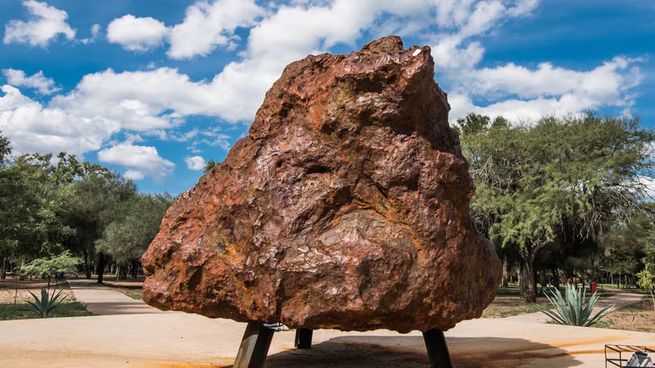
[142,36,501,333]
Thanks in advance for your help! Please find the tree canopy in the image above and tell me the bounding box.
[459,113,655,301]
[0,132,172,282]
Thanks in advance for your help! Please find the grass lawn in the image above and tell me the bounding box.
[0,278,93,320]
[0,301,92,320]
[482,296,551,318]
[595,298,655,333]
[117,288,143,300]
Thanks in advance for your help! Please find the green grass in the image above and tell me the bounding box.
[119,289,143,300]
[0,301,93,320]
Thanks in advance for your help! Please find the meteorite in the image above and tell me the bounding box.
[142,35,501,334]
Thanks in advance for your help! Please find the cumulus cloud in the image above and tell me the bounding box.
[638,175,655,201]
[98,141,175,180]
[425,0,641,122]
[167,0,264,59]
[107,15,169,52]
[185,155,206,171]
[2,69,60,95]
[0,0,645,176]
[3,0,76,46]
[0,85,117,155]
[80,23,101,44]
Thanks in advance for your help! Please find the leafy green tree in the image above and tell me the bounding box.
[0,152,74,276]
[21,250,80,287]
[0,131,10,165]
[460,113,654,302]
[96,193,172,279]
[636,263,655,312]
[58,168,137,283]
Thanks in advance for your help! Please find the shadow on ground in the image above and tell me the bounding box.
[224,336,582,368]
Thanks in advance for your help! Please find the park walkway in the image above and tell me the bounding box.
[1,313,653,368]
[67,278,162,315]
[503,290,645,323]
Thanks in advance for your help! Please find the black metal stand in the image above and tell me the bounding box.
[422,329,453,368]
[294,328,313,349]
[233,323,452,368]
[233,322,275,368]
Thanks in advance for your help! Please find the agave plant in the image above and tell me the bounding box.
[27,288,66,318]
[538,284,613,327]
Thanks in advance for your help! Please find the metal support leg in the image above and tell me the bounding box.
[294,328,313,349]
[234,322,275,368]
[422,329,452,368]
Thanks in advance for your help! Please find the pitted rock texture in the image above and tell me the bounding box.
[142,36,501,333]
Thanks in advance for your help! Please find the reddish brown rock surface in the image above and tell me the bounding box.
[142,36,501,333]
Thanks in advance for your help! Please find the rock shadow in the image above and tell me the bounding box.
[256,335,583,368]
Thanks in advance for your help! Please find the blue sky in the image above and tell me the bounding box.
[0,0,653,194]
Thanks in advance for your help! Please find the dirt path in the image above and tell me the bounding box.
[67,279,162,315]
[0,313,653,368]
[502,290,645,324]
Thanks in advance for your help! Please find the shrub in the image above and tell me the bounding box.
[27,288,66,318]
[539,284,612,326]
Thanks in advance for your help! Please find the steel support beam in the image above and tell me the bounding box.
[233,322,275,368]
[422,329,452,368]
[294,328,313,349]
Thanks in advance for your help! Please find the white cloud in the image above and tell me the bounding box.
[2,69,60,95]
[185,155,206,171]
[107,15,169,52]
[0,85,117,155]
[91,24,101,37]
[124,169,145,181]
[637,175,655,201]
[98,141,175,180]
[80,23,101,44]
[3,0,76,46]
[0,0,645,172]
[201,0,438,121]
[167,0,264,59]
[425,0,642,123]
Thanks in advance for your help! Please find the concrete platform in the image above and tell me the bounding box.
[0,313,653,367]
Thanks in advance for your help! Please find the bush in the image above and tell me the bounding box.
[21,250,80,286]
[27,288,66,318]
[539,284,612,326]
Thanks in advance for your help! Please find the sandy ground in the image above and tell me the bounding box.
[0,278,75,304]
[2,280,653,367]
[0,312,653,368]
[66,279,160,315]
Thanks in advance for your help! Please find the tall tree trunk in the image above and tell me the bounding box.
[539,269,548,293]
[96,253,106,284]
[83,250,92,279]
[130,260,139,279]
[519,259,537,303]
[501,256,509,287]
[1,257,7,280]
[551,267,560,289]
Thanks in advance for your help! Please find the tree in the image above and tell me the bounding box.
[21,250,80,287]
[96,193,172,279]
[0,152,74,277]
[59,169,137,283]
[0,131,10,165]
[460,113,654,302]
[636,263,655,312]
